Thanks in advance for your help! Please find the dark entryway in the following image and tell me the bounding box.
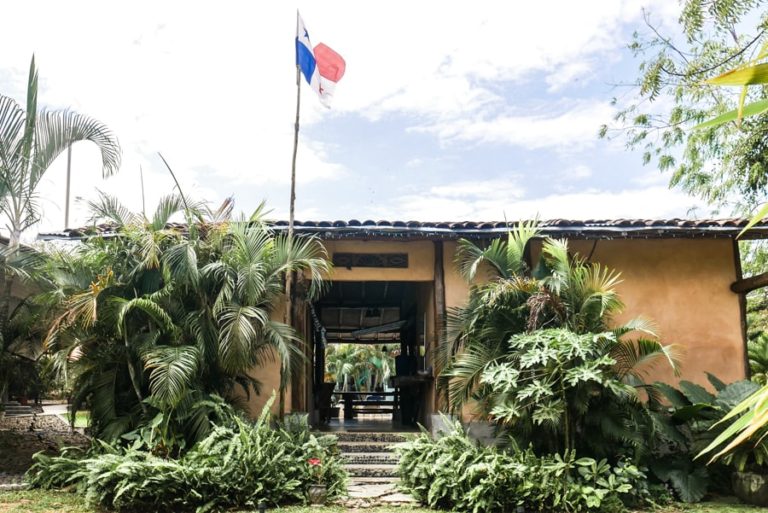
[310,281,433,430]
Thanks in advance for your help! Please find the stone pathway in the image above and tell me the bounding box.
[328,431,418,508]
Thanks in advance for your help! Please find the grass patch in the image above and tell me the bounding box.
[0,490,90,513]
[59,411,89,429]
[669,500,765,513]
[1,490,764,513]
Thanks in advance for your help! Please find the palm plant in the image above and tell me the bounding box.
[0,57,120,401]
[748,334,768,385]
[40,194,330,446]
[437,222,680,458]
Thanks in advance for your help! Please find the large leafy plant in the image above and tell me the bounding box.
[649,376,764,502]
[0,56,121,404]
[396,420,651,513]
[479,329,654,456]
[27,397,347,511]
[748,334,768,385]
[438,222,679,458]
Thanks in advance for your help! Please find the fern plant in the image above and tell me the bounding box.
[396,420,650,513]
[27,397,347,511]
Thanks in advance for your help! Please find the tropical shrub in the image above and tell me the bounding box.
[649,376,765,502]
[478,328,671,459]
[748,334,768,385]
[396,421,651,513]
[325,343,395,391]
[0,57,121,405]
[34,194,330,447]
[27,398,347,511]
[438,223,680,459]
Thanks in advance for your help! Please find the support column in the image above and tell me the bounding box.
[732,239,750,379]
[433,241,447,411]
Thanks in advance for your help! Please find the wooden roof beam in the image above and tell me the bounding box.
[731,271,768,294]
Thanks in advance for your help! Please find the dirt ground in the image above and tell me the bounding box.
[0,415,88,477]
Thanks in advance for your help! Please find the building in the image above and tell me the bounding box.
[42,217,768,429]
[246,218,768,428]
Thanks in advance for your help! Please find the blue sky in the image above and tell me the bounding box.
[0,1,707,235]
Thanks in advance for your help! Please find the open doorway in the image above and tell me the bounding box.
[310,281,433,431]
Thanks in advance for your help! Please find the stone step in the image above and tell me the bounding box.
[343,452,399,465]
[348,476,400,485]
[331,432,410,443]
[3,405,34,416]
[338,441,397,453]
[344,463,399,478]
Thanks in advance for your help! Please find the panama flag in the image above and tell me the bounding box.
[296,13,346,108]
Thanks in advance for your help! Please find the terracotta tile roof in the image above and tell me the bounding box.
[37,217,768,241]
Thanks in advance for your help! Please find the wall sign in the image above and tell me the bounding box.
[333,253,409,269]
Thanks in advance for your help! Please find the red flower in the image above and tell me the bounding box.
[308,458,322,466]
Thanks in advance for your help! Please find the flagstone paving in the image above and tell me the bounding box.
[325,431,418,507]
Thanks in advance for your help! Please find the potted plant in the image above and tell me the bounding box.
[329,395,340,419]
[676,379,768,506]
[720,428,768,506]
[307,457,327,505]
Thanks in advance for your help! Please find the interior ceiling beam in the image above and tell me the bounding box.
[351,320,408,337]
[731,271,768,294]
[325,339,400,345]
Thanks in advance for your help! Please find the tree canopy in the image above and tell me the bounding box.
[603,0,768,211]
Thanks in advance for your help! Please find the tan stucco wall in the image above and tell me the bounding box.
[239,299,292,418]
[321,240,434,281]
[530,238,746,387]
[243,236,746,419]
[443,241,471,312]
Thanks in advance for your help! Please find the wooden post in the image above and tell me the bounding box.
[733,239,750,379]
[282,13,302,417]
[433,241,447,411]
[64,145,72,229]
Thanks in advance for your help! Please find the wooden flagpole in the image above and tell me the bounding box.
[64,144,72,229]
[281,10,302,418]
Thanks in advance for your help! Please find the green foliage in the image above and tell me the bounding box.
[748,334,768,385]
[480,330,618,451]
[649,378,766,501]
[439,224,679,459]
[34,194,330,447]
[396,421,651,513]
[608,0,768,210]
[26,399,347,512]
[324,344,396,392]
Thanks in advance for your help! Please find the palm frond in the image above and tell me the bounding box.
[610,338,683,382]
[87,190,138,226]
[114,297,176,335]
[217,305,268,372]
[143,345,200,408]
[506,218,540,273]
[32,107,121,187]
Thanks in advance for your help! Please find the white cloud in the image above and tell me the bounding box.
[381,179,704,221]
[566,164,593,180]
[631,169,669,187]
[546,61,595,92]
[0,0,689,235]
[411,100,616,150]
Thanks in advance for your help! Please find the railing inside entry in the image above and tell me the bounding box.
[333,390,398,418]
